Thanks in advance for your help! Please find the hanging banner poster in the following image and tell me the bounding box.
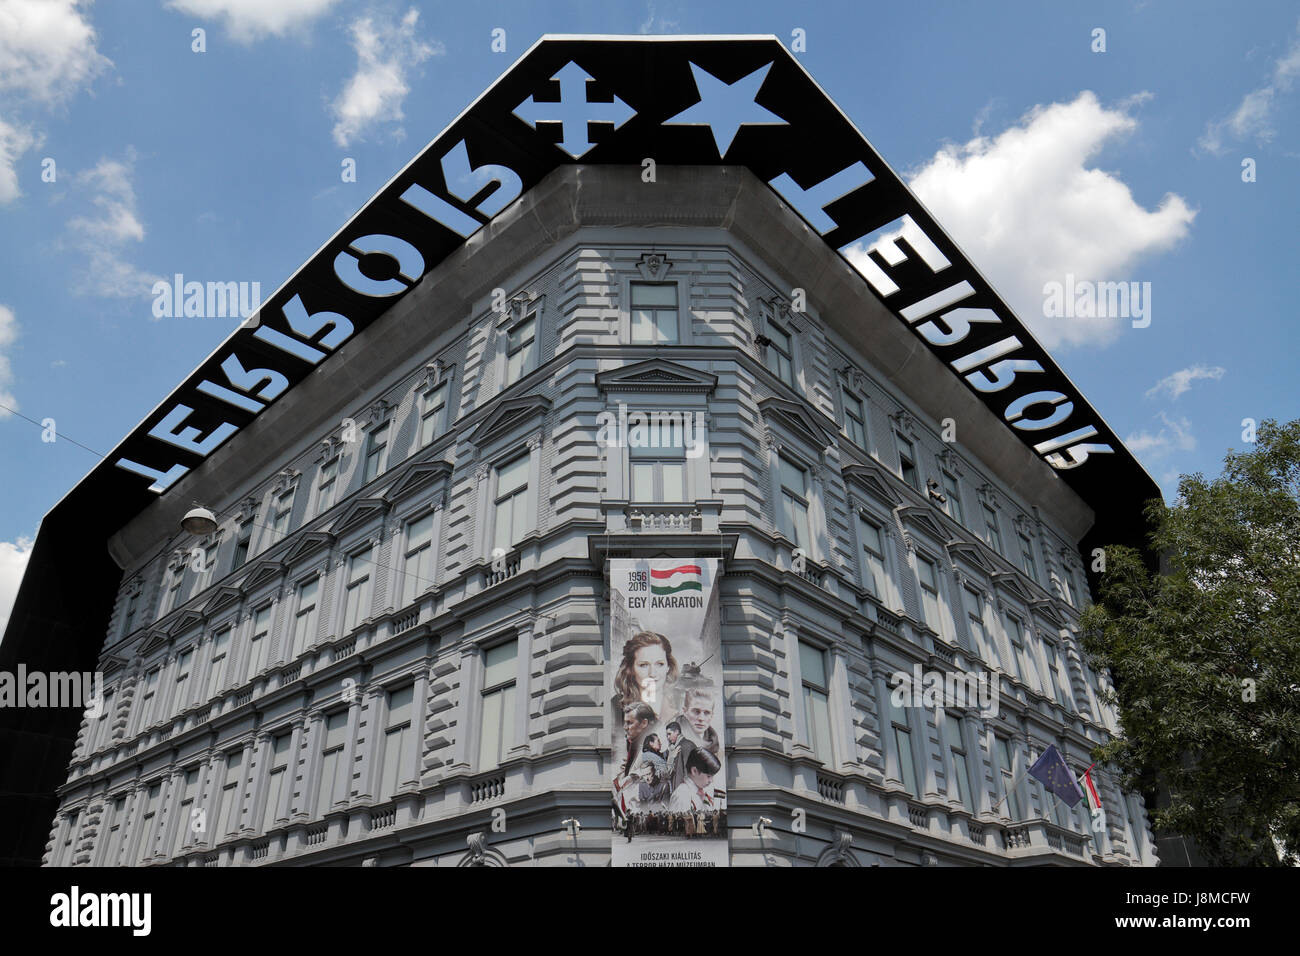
[610,558,727,866]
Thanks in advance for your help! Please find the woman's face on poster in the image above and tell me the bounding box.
[633,643,669,701]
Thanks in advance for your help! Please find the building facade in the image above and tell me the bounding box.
[41,159,1157,867]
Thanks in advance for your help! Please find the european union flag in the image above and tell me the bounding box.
[1028,744,1083,808]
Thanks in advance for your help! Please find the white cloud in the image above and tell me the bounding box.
[638,2,680,34]
[856,91,1194,350]
[165,0,340,43]
[0,0,110,104]
[0,113,38,203]
[0,535,33,636]
[330,8,441,148]
[1200,24,1300,154]
[0,303,17,417]
[63,152,163,298]
[1125,411,1196,458]
[1145,364,1226,401]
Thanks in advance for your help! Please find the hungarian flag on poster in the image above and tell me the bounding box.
[650,564,702,595]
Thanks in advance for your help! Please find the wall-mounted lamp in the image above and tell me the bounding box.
[181,506,218,536]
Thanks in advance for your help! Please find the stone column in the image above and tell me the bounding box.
[828,645,857,771]
[354,685,384,802]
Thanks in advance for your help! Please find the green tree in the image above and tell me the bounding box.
[1081,418,1300,866]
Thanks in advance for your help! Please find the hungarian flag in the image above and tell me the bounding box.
[651,564,702,595]
[1078,765,1102,812]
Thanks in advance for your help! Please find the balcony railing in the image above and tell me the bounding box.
[470,774,506,804]
[816,774,845,804]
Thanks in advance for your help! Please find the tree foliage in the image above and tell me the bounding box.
[1080,418,1300,866]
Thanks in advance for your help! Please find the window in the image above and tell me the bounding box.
[1045,641,1072,708]
[963,586,986,656]
[942,472,964,524]
[232,521,252,570]
[888,691,918,797]
[916,556,942,632]
[220,750,244,836]
[895,434,918,490]
[948,716,974,812]
[59,811,79,866]
[380,685,414,800]
[172,649,193,715]
[799,642,833,762]
[291,578,318,659]
[401,513,435,607]
[763,314,795,386]
[492,455,530,552]
[343,547,373,634]
[173,768,199,857]
[778,455,811,548]
[207,628,231,700]
[982,504,1002,554]
[1018,532,1039,584]
[271,488,295,541]
[160,568,183,616]
[123,591,140,636]
[317,712,348,818]
[136,668,160,734]
[91,691,114,752]
[364,422,389,482]
[857,515,888,599]
[629,414,687,502]
[477,641,517,769]
[317,458,339,515]
[841,387,867,448]
[1005,616,1034,688]
[505,311,537,384]
[1059,568,1076,606]
[262,733,291,832]
[137,783,161,863]
[104,796,126,865]
[201,542,218,578]
[630,282,679,344]
[996,736,1021,820]
[247,605,272,677]
[420,380,449,446]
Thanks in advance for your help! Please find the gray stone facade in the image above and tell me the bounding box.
[43,165,1156,867]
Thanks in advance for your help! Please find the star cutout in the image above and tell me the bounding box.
[663,61,787,158]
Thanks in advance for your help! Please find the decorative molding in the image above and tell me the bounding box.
[976,482,999,509]
[634,251,672,282]
[842,462,907,509]
[467,394,551,447]
[888,409,917,437]
[366,398,392,427]
[758,396,836,454]
[328,497,390,539]
[506,291,543,324]
[937,447,963,476]
[272,469,301,495]
[594,358,718,395]
[838,364,868,394]
[383,460,453,504]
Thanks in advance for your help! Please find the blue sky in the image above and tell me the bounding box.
[1,0,1298,627]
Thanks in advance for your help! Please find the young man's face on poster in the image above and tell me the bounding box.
[686,696,713,736]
